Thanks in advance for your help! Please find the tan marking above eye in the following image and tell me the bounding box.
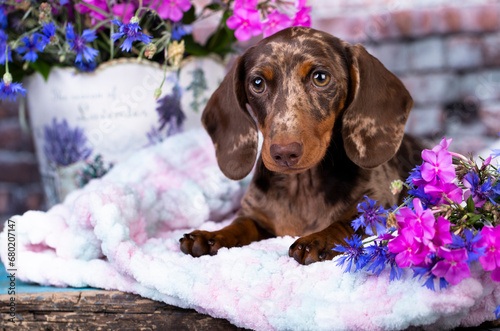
[312,71,331,87]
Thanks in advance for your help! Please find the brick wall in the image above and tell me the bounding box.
[0,101,44,222]
[311,0,500,154]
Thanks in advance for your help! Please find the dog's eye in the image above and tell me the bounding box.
[312,71,331,87]
[251,77,266,93]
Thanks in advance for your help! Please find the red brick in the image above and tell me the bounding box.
[0,118,35,152]
[401,73,459,106]
[0,100,20,120]
[0,151,40,184]
[314,15,368,43]
[462,4,499,32]
[483,32,500,66]
[435,6,462,34]
[23,183,45,211]
[480,102,500,136]
[0,184,11,215]
[446,36,483,70]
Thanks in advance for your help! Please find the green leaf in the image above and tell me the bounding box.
[182,6,196,25]
[29,60,52,81]
[466,195,475,213]
[183,35,210,57]
[205,3,223,11]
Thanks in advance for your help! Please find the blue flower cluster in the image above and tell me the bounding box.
[0,14,152,101]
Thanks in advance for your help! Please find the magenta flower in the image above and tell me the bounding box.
[432,137,453,153]
[293,6,311,27]
[424,181,463,205]
[431,248,471,285]
[432,217,452,248]
[77,0,109,21]
[388,228,428,268]
[262,10,293,38]
[397,199,435,241]
[421,149,456,184]
[226,7,263,41]
[235,0,258,8]
[477,226,500,281]
[112,3,137,23]
[146,0,192,22]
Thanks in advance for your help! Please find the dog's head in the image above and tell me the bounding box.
[202,27,413,180]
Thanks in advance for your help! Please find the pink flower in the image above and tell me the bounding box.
[77,0,109,21]
[235,0,258,8]
[396,198,435,241]
[293,6,311,27]
[477,226,500,281]
[388,228,428,268]
[262,10,293,38]
[431,247,471,285]
[424,181,463,205]
[421,148,456,184]
[146,0,192,22]
[227,7,262,41]
[112,3,137,23]
[432,137,453,153]
[432,216,452,248]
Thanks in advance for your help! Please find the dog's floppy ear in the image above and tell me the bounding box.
[341,43,413,169]
[202,54,258,180]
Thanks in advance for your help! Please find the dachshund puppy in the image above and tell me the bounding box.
[180,27,423,265]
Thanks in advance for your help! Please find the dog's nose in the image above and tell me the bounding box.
[270,142,303,167]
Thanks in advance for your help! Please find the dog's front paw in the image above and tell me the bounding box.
[289,235,341,265]
[179,230,237,257]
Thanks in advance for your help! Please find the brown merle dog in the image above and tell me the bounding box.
[179,27,423,265]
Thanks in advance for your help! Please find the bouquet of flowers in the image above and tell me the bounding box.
[0,0,311,101]
[333,136,500,319]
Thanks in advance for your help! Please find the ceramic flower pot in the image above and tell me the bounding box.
[24,57,226,206]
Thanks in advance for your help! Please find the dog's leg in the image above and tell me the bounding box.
[288,220,355,265]
[179,217,272,257]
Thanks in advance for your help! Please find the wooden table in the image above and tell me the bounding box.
[0,290,247,330]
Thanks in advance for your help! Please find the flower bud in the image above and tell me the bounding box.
[390,180,404,195]
[130,16,140,24]
[154,88,162,100]
[144,43,157,59]
[40,2,51,14]
[3,72,12,85]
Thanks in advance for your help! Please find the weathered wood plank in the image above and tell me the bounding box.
[0,291,248,330]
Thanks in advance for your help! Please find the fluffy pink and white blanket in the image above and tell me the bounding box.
[1,129,500,330]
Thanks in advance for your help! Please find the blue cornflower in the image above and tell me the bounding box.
[16,33,45,62]
[40,22,57,46]
[0,30,11,63]
[365,242,388,276]
[75,60,97,72]
[492,149,500,159]
[0,79,26,101]
[60,0,69,4]
[406,164,425,187]
[332,235,370,273]
[171,24,193,40]
[408,185,435,208]
[351,196,387,236]
[66,24,98,63]
[0,7,7,30]
[412,256,448,291]
[386,251,404,281]
[464,172,496,206]
[495,305,500,319]
[111,19,152,52]
[449,229,485,263]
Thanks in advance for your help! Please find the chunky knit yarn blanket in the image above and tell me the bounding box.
[1,129,499,330]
